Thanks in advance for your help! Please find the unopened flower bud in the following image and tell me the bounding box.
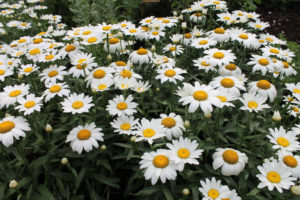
[5,113,11,117]
[179,15,183,20]
[182,22,187,30]
[272,110,281,122]
[130,136,136,142]
[37,23,41,27]
[202,9,208,14]
[91,87,97,94]
[204,111,212,118]
[9,180,18,189]
[291,185,300,195]
[182,188,190,196]
[184,120,190,128]
[173,11,177,16]
[18,72,23,79]
[156,88,160,91]
[61,157,68,165]
[151,45,156,52]
[100,144,107,151]
[45,124,52,133]
[106,54,112,61]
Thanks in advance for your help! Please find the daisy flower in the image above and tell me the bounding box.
[166,137,203,171]
[204,48,236,66]
[267,126,300,153]
[248,80,277,102]
[110,115,139,135]
[191,37,217,49]
[43,82,70,102]
[288,105,300,117]
[114,67,142,81]
[215,90,237,108]
[129,48,152,65]
[132,80,151,93]
[279,61,297,76]
[104,37,127,54]
[262,46,284,59]
[65,123,104,154]
[286,83,300,101]
[209,76,245,97]
[177,82,221,113]
[199,177,232,200]
[91,78,114,92]
[189,12,204,23]
[277,150,300,178]
[139,149,177,185]
[193,58,217,73]
[160,113,185,140]
[212,148,248,176]
[218,63,242,76]
[0,84,30,108]
[61,93,94,114]
[209,27,230,42]
[247,55,274,75]
[163,44,184,57]
[114,77,137,90]
[18,64,39,76]
[0,66,13,81]
[0,116,30,147]
[239,93,270,112]
[155,67,186,84]
[106,95,137,116]
[146,30,165,41]
[135,118,166,144]
[40,65,67,85]
[217,12,237,25]
[85,67,115,86]
[229,28,260,49]
[257,159,296,193]
[16,94,43,115]
[248,20,270,30]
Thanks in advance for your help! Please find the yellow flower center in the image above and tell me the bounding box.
[217,96,227,102]
[201,61,210,66]
[82,30,91,35]
[185,33,192,39]
[225,63,236,71]
[208,189,220,199]
[177,148,190,159]
[109,38,119,45]
[270,48,279,54]
[153,155,169,168]
[44,54,54,60]
[49,85,61,93]
[222,149,239,164]
[116,61,126,66]
[248,101,258,109]
[102,26,112,31]
[199,40,208,45]
[164,69,176,77]
[87,37,97,43]
[143,128,155,138]
[93,69,106,79]
[0,69,4,75]
[145,19,152,23]
[259,39,265,43]
[29,48,41,55]
[258,58,269,66]
[283,155,298,168]
[194,13,202,17]
[0,121,15,133]
[169,46,176,51]
[65,45,76,52]
[220,78,234,88]
[38,32,46,36]
[213,52,224,59]
[255,24,262,28]
[283,62,289,68]
[266,37,273,42]
[24,101,35,108]
[18,39,27,43]
[294,107,299,113]
[129,29,137,33]
[137,48,148,55]
[120,123,131,131]
[120,70,132,78]
[193,90,208,101]
[76,64,87,69]
[239,34,248,40]
[161,117,176,128]
[213,1,220,4]
[277,137,290,147]
[116,102,127,110]
[48,70,58,77]
[223,16,231,20]
[163,19,170,23]
[77,129,91,140]
[267,171,281,183]
[33,38,43,44]
[247,14,254,18]
[214,28,225,34]
[152,31,159,35]
[9,90,21,97]
[72,101,84,109]
[293,89,300,94]
[98,84,107,90]
[256,80,271,90]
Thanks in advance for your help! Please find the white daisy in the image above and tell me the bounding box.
[110,115,139,135]
[16,94,43,115]
[199,177,232,200]
[160,113,185,140]
[106,95,137,116]
[43,82,70,102]
[239,93,270,112]
[66,123,104,154]
[218,63,242,76]
[40,65,67,85]
[247,55,274,75]
[248,80,277,102]
[0,84,30,108]
[277,150,300,178]
[209,76,245,97]
[155,67,186,84]
[135,118,166,144]
[163,44,184,57]
[193,58,217,73]
[129,48,152,65]
[204,48,236,66]
[61,93,94,114]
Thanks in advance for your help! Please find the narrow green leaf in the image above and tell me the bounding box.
[162,187,174,200]
[75,167,87,189]
[37,185,55,200]
[93,173,120,189]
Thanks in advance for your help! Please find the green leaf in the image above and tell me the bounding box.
[192,186,199,200]
[37,185,55,200]
[247,188,260,196]
[93,173,120,189]
[134,186,161,196]
[162,187,174,200]
[75,167,87,189]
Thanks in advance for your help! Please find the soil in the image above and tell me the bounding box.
[257,4,300,43]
